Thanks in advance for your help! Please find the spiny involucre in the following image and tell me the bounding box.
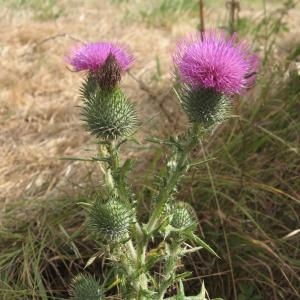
[66,41,138,138]
[71,274,103,300]
[173,31,259,95]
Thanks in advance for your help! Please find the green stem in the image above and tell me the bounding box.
[106,141,120,192]
[157,242,181,300]
[99,142,147,300]
[126,239,137,262]
[119,237,148,300]
[147,124,201,234]
[101,141,150,299]
[134,223,149,298]
[106,141,131,205]
[98,144,115,192]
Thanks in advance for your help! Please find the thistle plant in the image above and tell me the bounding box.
[66,33,257,300]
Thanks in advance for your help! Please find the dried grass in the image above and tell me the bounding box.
[0,0,186,208]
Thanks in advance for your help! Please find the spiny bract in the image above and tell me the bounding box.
[71,274,103,300]
[178,85,231,128]
[89,196,134,242]
[81,77,138,140]
[170,201,198,231]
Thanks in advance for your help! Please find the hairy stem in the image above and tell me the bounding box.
[101,141,151,299]
[146,124,201,234]
[157,242,181,300]
[106,141,128,203]
[99,144,115,192]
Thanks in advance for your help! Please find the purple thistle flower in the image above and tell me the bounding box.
[67,42,133,73]
[174,31,259,95]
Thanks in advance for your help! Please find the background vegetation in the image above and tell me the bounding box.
[0,0,299,299]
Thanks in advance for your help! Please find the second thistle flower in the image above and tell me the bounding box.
[174,31,258,128]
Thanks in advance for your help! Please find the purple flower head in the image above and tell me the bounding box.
[67,42,133,73]
[174,31,259,95]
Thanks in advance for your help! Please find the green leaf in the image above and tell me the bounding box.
[121,158,135,174]
[144,252,165,272]
[92,156,110,163]
[59,156,96,162]
[177,280,186,299]
[185,233,219,258]
[174,271,193,281]
[145,136,182,149]
[188,157,216,168]
[165,280,223,300]
[59,156,110,163]
[103,276,121,293]
[239,282,255,296]
[139,287,157,298]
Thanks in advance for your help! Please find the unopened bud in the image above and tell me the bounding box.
[89,196,134,242]
[70,274,103,300]
[170,201,198,231]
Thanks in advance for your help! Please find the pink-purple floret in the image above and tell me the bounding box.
[174,32,259,95]
[67,42,133,73]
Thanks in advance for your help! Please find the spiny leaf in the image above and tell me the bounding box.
[185,232,219,258]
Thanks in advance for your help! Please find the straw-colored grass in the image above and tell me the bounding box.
[0,0,184,208]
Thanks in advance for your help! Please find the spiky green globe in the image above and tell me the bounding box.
[89,197,134,242]
[170,201,198,231]
[178,85,231,128]
[71,274,102,300]
[81,77,138,140]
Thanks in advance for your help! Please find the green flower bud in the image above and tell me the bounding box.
[89,196,134,242]
[178,85,231,128]
[71,274,103,300]
[170,201,198,231]
[81,77,138,140]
